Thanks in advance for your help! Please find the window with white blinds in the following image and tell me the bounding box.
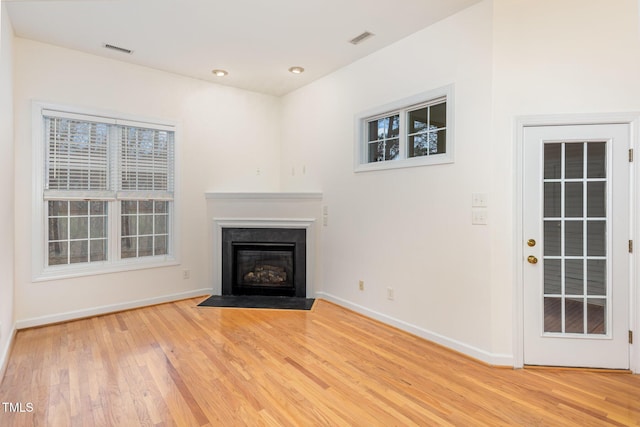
[37,106,176,276]
[119,126,174,199]
[46,118,109,192]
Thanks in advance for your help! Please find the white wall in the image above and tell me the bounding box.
[0,3,15,374]
[13,39,282,326]
[491,0,640,365]
[281,0,640,366]
[8,0,640,368]
[280,1,501,363]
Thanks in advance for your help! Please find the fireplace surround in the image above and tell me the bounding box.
[222,227,306,297]
[206,192,322,298]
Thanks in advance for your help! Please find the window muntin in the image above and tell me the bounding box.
[355,85,453,172]
[39,106,176,276]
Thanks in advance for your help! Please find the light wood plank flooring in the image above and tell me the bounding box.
[1,298,639,426]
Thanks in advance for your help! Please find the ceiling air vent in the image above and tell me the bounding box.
[103,43,133,55]
[349,31,374,45]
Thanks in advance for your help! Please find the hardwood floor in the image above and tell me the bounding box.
[1,298,639,426]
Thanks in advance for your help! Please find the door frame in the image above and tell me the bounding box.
[514,113,640,373]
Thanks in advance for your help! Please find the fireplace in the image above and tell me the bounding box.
[221,228,306,297]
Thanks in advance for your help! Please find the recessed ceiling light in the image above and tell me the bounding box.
[212,69,228,77]
[288,66,305,74]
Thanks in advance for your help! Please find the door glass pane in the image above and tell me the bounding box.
[587,299,606,334]
[544,297,562,333]
[565,143,584,178]
[564,182,583,217]
[544,259,561,294]
[565,259,583,295]
[544,144,561,179]
[544,221,561,256]
[587,221,606,256]
[586,260,606,295]
[544,183,561,217]
[565,221,583,256]
[587,182,606,217]
[587,142,606,178]
[565,298,584,333]
[542,141,608,335]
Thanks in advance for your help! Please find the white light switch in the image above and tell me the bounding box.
[472,193,488,207]
[472,209,488,225]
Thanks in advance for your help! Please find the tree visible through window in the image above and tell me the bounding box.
[355,85,453,172]
[368,114,400,162]
[407,102,446,158]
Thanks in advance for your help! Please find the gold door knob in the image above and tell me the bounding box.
[527,239,536,247]
[527,255,538,264]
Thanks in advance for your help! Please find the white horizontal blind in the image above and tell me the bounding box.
[45,117,110,193]
[44,115,175,199]
[119,126,174,194]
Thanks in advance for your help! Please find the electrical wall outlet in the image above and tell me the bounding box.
[182,270,190,279]
[387,287,394,300]
[358,280,364,291]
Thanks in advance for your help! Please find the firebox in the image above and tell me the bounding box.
[221,228,306,297]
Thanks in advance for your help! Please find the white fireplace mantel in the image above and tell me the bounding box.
[205,191,323,201]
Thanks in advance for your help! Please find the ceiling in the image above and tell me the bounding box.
[5,0,481,96]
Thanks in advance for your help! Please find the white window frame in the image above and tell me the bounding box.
[32,102,180,281]
[354,84,454,172]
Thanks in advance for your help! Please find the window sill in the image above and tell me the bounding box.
[33,256,179,282]
[354,154,453,173]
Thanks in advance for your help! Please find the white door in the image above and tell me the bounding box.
[523,124,630,369]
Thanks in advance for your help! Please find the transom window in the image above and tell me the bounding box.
[355,85,454,172]
[34,104,178,280]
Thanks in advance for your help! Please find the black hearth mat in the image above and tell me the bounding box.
[198,295,315,310]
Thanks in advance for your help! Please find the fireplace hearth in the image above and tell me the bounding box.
[222,228,306,297]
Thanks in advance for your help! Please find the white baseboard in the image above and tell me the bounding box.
[0,325,17,385]
[15,288,212,330]
[315,292,514,368]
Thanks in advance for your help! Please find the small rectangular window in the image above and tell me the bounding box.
[355,85,453,172]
